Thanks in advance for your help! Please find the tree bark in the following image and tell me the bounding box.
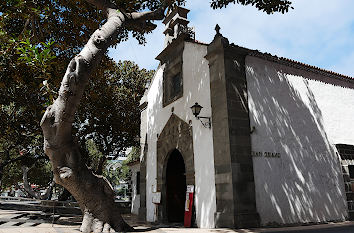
[0,172,3,193]
[40,1,167,232]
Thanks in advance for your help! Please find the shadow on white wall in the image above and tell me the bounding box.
[246,56,348,225]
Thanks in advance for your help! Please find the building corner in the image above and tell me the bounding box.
[206,26,260,229]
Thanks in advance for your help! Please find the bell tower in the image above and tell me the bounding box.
[162,7,193,48]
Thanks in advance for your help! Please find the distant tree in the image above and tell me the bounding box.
[0,29,57,190]
[124,146,140,165]
[0,0,96,189]
[0,149,51,196]
[21,160,54,200]
[103,163,121,190]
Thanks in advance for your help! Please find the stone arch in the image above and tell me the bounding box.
[156,113,195,222]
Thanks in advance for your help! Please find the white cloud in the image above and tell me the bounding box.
[109,0,354,77]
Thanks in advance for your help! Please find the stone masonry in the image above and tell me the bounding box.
[156,114,195,222]
[206,32,260,228]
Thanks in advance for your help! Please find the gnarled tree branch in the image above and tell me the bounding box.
[40,0,172,231]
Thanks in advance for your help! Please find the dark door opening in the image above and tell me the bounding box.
[336,144,354,220]
[166,149,186,223]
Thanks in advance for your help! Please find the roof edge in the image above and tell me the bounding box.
[248,50,354,83]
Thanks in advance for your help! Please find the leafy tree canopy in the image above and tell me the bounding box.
[210,0,292,13]
[0,0,153,190]
[76,61,153,164]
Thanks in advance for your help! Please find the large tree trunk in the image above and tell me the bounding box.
[39,1,169,232]
[0,171,3,193]
[40,9,133,233]
[40,0,167,231]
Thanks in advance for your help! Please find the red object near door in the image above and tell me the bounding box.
[184,185,194,227]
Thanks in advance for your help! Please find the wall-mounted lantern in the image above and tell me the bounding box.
[190,102,211,129]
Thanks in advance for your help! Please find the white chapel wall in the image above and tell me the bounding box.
[246,56,353,225]
[145,42,216,228]
[130,163,140,215]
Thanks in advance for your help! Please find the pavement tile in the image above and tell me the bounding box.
[0,221,16,228]
[1,208,354,233]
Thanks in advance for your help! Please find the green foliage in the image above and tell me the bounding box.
[16,39,57,79]
[0,149,51,191]
[1,162,22,190]
[27,160,52,188]
[119,163,131,183]
[0,0,292,47]
[0,11,60,161]
[115,185,128,198]
[0,0,108,189]
[85,139,105,170]
[0,0,76,190]
[75,61,153,162]
[110,0,293,15]
[124,147,140,164]
[211,0,293,14]
[1,13,151,187]
[0,0,103,56]
[103,158,131,189]
[104,165,121,188]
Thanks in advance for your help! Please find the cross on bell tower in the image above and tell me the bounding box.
[162,7,193,48]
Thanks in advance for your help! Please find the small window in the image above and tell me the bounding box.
[349,166,354,179]
[163,63,183,107]
[172,73,182,94]
[136,172,140,195]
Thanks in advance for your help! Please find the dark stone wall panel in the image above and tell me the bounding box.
[206,35,259,228]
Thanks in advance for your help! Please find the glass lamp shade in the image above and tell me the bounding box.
[190,102,203,117]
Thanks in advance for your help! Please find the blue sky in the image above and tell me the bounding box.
[109,0,354,77]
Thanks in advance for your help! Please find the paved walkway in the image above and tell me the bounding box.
[1,209,354,233]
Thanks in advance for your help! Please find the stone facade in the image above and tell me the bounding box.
[156,113,195,222]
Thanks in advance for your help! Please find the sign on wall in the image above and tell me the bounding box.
[152,192,161,204]
[252,151,281,158]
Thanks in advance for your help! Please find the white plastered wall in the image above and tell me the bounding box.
[130,163,140,215]
[246,56,354,225]
[144,42,216,228]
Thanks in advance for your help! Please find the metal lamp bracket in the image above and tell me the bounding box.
[197,116,211,129]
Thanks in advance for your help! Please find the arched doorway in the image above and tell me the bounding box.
[166,149,186,223]
[156,114,195,222]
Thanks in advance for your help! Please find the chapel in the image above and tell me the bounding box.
[129,7,354,228]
